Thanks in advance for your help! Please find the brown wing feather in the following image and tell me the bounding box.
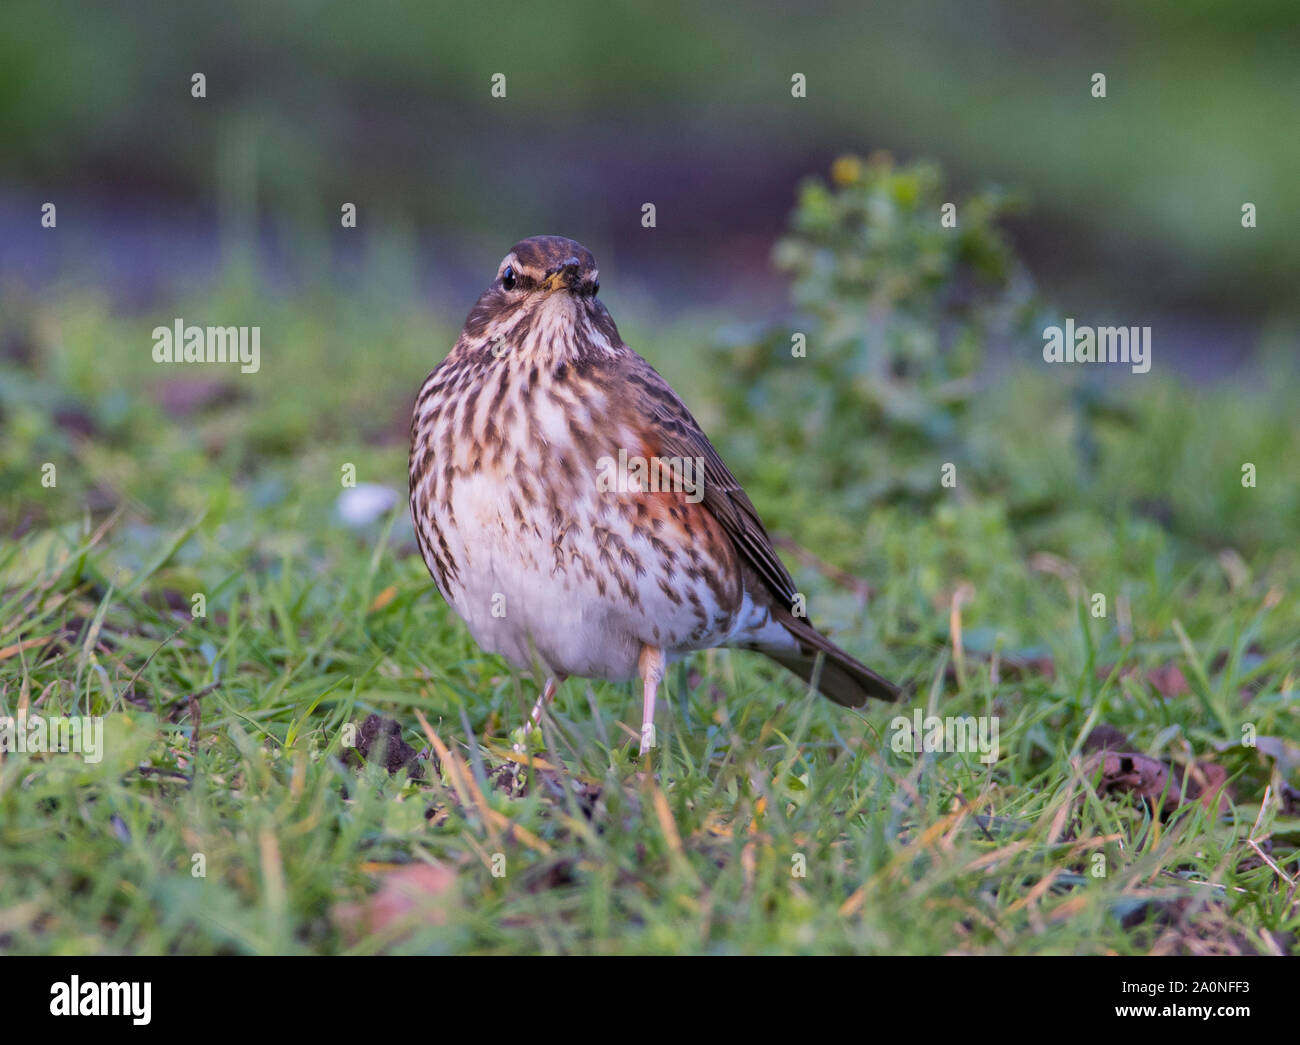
[617,354,799,608]
[604,352,899,705]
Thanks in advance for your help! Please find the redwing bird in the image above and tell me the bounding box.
[409,236,898,755]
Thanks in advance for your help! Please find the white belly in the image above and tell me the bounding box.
[438,471,741,680]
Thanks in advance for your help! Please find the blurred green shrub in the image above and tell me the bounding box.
[710,153,1035,512]
[706,155,1299,559]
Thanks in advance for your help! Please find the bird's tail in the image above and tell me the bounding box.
[759,611,899,708]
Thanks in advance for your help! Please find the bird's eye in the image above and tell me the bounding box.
[501,266,517,291]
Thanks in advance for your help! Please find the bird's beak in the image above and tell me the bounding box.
[543,257,582,292]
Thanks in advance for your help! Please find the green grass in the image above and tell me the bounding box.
[1,268,1297,954]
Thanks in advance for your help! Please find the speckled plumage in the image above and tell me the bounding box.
[409,236,897,752]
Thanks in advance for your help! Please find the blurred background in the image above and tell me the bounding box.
[2,0,1297,373]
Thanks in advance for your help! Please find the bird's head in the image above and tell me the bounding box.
[494,235,600,297]
[458,236,618,365]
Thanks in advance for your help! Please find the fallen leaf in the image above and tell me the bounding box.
[1083,725,1131,753]
[1087,750,1176,812]
[1179,761,1230,817]
[1085,738,1231,818]
[333,864,456,944]
[1096,662,1189,698]
[1146,663,1190,699]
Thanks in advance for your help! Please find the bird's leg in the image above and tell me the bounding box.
[529,676,561,728]
[508,676,564,795]
[514,676,563,755]
[637,645,665,756]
